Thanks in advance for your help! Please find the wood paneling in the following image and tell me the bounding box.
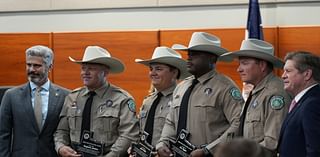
[0,33,51,85]
[52,31,159,106]
[160,28,278,88]
[0,26,319,109]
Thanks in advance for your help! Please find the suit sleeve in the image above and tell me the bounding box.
[105,98,139,157]
[0,91,13,157]
[303,97,320,157]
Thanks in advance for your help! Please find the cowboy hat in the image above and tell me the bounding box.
[135,46,191,79]
[69,46,125,73]
[172,32,231,61]
[220,39,284,68]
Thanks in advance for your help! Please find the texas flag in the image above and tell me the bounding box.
[245,0,264,40]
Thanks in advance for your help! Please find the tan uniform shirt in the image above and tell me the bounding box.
[139,85,175,146]
[156,70,244,154]
[54,83,139,157]
[242,73,291,151]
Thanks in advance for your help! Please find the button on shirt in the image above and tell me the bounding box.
[30,81,50,127]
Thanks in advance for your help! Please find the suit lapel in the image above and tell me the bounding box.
[20,83,41,132]
[279,85,319,144]
[42,84,60,131]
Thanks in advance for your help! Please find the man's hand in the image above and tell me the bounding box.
[157,146,173,157]
[58,146,81,157]
[190,148,205,157]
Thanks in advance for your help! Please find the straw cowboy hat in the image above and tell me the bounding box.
[135,46,191,79]
[172,32,231,61]
[69,46,125,73]
[220,39,284,68]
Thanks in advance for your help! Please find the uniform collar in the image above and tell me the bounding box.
[157,84,176,97]
[251,73,274,95]
[83,82,109,98]
[196,69,217,85]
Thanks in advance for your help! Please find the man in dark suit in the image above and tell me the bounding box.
[0,45,69,157]
[278,51,320,157]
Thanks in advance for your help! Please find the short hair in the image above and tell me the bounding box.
[214,138,273,157]
[25,45,54,68]
[284,51,320,82]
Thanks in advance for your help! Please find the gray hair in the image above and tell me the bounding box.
[25,45,54,68]
[284,51,320,82]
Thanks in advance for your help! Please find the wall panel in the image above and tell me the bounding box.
[0,33,51,85]
[52,31,159,106]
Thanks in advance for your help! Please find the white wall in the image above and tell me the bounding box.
[0,1,319,32]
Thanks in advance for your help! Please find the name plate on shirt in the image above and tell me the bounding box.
[76,131,104,156]
[131,131,155,157]
[169,129,196,157]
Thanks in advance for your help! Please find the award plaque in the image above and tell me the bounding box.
[131,131,155,157]
[169,129,196,157]
[74,131,104,156]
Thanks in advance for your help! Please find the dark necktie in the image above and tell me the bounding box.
[239,91,253,136]
[177,79,199,136]
[144,92,163,144]
[81,91,96,137]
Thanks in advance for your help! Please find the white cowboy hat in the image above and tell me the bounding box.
[69,46,125,73]
[172,32,231,61]
[220,39,284,68]
[135,46,191,79]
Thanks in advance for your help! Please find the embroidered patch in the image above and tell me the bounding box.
[230,87,242,100]
[127,99,136,112]
[270,95,284,110]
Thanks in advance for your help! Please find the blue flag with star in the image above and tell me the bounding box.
[246,0,264,40]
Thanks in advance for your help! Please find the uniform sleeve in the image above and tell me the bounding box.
[106,98,139,157]
[260,94,290,151]
[156,104,178,150]
[54,95,72,152]
[206,87,243,154]
[0,91,13,157]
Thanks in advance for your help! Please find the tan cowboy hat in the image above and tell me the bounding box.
[172,32,231,61]
[135,46,191,79]
[220,39,284,68]
[69,46,125,73]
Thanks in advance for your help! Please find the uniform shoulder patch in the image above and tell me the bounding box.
[127,99,136,113]
[229,87,242,100]
[270,95,284,110]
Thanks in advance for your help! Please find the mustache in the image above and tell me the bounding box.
[28,72,39,76]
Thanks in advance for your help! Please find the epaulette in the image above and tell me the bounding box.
[71,87,84,93]
[111,84,132,98]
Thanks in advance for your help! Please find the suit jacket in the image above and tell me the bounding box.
[0,82,69,157]
[278,84,320,157]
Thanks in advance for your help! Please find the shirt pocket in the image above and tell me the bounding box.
[246,113,263,140]
[67,107,80,130]
[193,102,218,122]
[96,108,119,132]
